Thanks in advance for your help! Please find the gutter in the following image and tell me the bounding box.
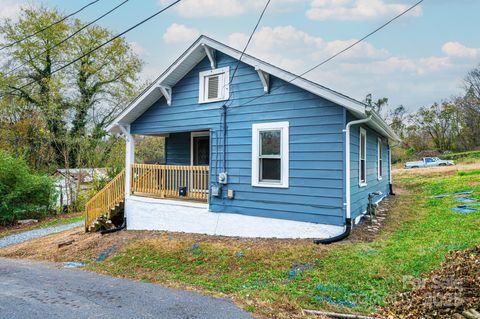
[314,113,372,245]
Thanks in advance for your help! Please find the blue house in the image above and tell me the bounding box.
[86,36,400,239]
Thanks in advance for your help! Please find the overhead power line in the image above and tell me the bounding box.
[1,0,182,98]
[5,0,130,76]
[238,0,425,108]
[229,0,271,86]
[0,0,102,52]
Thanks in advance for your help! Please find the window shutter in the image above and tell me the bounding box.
[207,75,219,99]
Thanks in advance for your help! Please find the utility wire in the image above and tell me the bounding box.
[237,0,424,108]
[5,0,130,77]
[1,0,182,98]
[0,0,102,51]
[229,0,271,86]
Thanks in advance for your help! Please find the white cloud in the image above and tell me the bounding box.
[0,1,23,20]
[159,0,305,17]
[228,25,388,72]
[442,42,480,59]
[163,24,200,44]
[339,56,452,75]
[306,0,422,21]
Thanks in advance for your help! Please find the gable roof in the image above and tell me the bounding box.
[107,35,400,142]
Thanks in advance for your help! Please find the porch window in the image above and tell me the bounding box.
[252,122,289,188]
[359,127,367,187]
[199,67,229,103]
[377,137,383,180]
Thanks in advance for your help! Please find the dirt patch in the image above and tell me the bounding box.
[380,246,480,318]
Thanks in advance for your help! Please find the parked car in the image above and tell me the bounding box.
[405,157,455,169]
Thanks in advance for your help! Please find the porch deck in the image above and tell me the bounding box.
[131,164,209,202]
[85,164,209,231]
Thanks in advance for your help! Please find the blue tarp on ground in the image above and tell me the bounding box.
[454,197,478,203]
[449,206,480,214]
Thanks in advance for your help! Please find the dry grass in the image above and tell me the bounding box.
[1,162,480,318]
[392,161,480,178]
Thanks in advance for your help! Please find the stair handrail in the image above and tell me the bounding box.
[85,169,125,231]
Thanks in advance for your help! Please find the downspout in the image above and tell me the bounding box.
[314,113,372,245]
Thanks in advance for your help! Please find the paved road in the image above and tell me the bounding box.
[0,258,254,319]
[0,221,84,248]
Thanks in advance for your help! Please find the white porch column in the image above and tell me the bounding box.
[124,125,135,198]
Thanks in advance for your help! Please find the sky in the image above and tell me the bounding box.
[1,0,479,113]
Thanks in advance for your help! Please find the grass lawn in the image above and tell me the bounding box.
[83,165,480,318]
[0,213,83,239]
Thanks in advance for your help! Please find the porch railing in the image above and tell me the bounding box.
[131,164,209,202]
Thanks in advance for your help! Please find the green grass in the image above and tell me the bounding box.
[91,169,480,317]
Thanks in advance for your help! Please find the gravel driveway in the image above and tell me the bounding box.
[0,258,253,319]
[0,221,83,248]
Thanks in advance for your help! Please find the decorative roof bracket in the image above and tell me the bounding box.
[255,67,270,94]
[202,44,216,69]
[158,85,172,106]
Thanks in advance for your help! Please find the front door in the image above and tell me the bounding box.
[192,132,210,166]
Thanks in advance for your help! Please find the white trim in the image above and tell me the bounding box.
[255,67,270,93]
[344,116,372,220]
[251,122,289,188]
[123,125,134,197]
[190,131,210,166]
[125,195,342,238]
[359,127,367,187]
[158,85,172,106]
[202,44,216,69]
[198,66,230,104]
[377,137,383,181]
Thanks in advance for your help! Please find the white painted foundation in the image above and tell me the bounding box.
[125,196,343,239]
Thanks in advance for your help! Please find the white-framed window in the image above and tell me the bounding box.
[251,122,289,188]
[377,137,383,180]
[359,127,367,187]
[198,66,230,103]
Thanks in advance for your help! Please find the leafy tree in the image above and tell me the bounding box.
[0,150,57,225]
[0,6,143,170]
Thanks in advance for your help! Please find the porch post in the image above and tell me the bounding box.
[124,125,135,197]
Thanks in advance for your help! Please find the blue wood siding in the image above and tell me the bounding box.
[348,112,391,220]
[165,132,190,165]
[131,52,346,225]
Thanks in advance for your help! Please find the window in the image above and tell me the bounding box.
[252,122,289,188]
[199,67,229,103]
[377,137,383,180]
[359,128,367,187]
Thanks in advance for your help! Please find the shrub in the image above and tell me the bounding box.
[0,150,57,225]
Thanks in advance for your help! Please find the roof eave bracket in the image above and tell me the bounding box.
[202,44,216,69]
[158,85,172,106]
[255,67,270,94]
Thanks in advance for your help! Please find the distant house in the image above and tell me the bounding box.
[85,36,400,239]
[55,168,107,207]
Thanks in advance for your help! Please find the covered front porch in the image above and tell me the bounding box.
[125,129,212,204]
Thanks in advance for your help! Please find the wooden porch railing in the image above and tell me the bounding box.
[131,164,209,202]
[85,169,125,231]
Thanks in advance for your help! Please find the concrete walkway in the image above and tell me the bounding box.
[0,221,83,248]
[0,258,253,319]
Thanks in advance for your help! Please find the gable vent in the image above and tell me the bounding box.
[207,75,219,99]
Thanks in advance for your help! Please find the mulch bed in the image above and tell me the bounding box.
[380,246,480,318]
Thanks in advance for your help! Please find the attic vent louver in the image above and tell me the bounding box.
[207,75,219,99]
